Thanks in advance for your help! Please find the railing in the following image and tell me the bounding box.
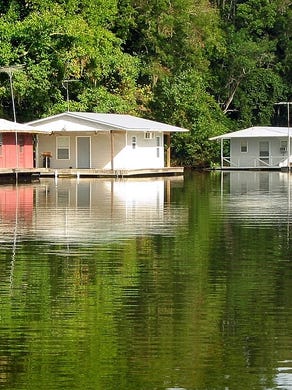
[255,158,270,167]
[222,157,238,167]
[222,155,288,168]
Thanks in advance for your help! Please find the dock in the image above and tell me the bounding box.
[0,167,184,183]
[0,168,41,183]
[38,167,184,178]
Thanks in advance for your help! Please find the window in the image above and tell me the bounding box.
[280,140,288,153]
[259,141,270,166]
[131,136,137,149]
[240,140,248,153]
[18,134,24,152]
[144,131,153,139]
[57,136,70,159]
[0,134,2,155]
[259,141,269,157]
[156,136,160,158]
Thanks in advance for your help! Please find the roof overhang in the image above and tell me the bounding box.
[27,112,189,133]
[0,118,51,134]
[210,126,289,140]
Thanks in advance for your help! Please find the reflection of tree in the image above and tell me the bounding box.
[210,195,292,389]
[1,173,292,389]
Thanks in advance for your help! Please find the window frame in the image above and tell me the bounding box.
[56,136,70,160]
[131,136,137,149]
[156,136,161,158]
[18,134,24,152]
[144,131,153,140]
[280,140,288,153]
[240,140,248,153]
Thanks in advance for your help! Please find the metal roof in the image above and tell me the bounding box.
[28,112,189,133]
[0,118,51,134]
[210,126,289,140]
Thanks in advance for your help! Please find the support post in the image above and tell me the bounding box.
[10,73,19,182]
[288,102,290,171]
[275,102,291,171]
[221,138,223,169]
[110,130,114,171]
[166,133,171,167]
[0,66,23,182]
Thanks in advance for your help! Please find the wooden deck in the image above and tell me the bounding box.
[38,167,184,178]
[0,167,184,183]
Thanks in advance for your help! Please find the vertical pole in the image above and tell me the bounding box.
[166,133,171,167]
[9,71,16,123]
[66,82,70,112]
[166,178,171,203]
[110,130,114,171]
[275,102,291,171]
[9,71,18,181]
[288,103,290,171]
[221,138,223,169]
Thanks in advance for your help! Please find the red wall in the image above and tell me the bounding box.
[0,133,34,168]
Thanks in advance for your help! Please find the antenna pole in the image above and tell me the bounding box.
[0,65,23,181]
[8,70,17,122]
[62,80,78,112]
[66,81,69,112]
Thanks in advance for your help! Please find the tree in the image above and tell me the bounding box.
[0,0,141,121]
[211,0,290,128]
[0,0,290,166]
[150,70,230,167]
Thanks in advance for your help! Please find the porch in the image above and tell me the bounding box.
[220,155,289,170]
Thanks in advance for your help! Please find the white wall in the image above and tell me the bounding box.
[109,132,164,169]
[37,131,164,169]
[230,137,289,168]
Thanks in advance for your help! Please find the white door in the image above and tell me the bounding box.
[77,137,90,168]
[259,141,269,166]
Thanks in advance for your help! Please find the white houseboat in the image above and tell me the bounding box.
[28,112,188,177]
[210,126,291,170]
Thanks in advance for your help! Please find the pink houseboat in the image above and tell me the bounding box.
[0,119,50,182]
[0,119,45,168]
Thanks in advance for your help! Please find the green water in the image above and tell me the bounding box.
[0,171,291,390]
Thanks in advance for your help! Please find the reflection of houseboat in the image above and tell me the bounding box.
[0,186,34,226]
[0,178,186,244]
[220,171,292,223]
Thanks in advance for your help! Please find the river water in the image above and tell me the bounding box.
[0,171,291,390]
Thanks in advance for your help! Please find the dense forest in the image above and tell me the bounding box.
[0,0,291,166]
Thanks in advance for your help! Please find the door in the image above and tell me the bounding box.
[259,141,270,166]
[77,137,91,168]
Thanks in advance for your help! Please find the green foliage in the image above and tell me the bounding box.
[236,0,278,36]
[78,86,136,113]
[0,0,290,166]
[150,70,230,167]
